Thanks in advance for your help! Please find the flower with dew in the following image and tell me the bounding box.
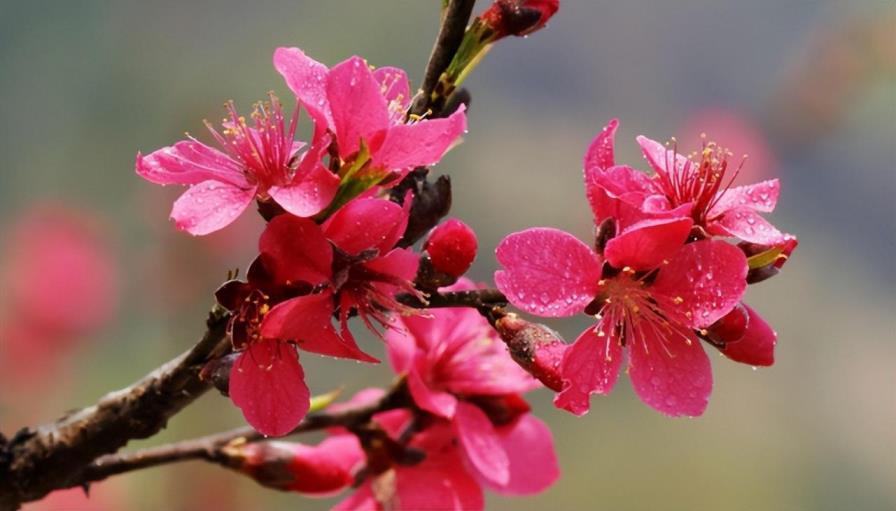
[214,211,387,436]
[256,196,420,367]
[584,118,797,262]
[495,225,750,416]
[273,48,467,196]
[136,93,339,235]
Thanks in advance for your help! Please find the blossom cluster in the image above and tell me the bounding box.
[131,0,799,508]
[496,119,797,417]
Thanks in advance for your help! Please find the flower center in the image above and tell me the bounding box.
[654,138,742,223]
[205,92,299,191]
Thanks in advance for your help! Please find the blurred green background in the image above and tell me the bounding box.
[1,1,894,510]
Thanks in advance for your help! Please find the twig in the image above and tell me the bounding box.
[0,307,231,510]
[409,0,477,117]
[74,378,410,486]
[399,288,508,309]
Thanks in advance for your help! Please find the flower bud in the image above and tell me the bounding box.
[229,437,363,496]
[495,313,566,391]
[423,219,478,278]
[480,0,560,38]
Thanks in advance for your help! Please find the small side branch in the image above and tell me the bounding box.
[75,378,410,486]
[410,0,477,117]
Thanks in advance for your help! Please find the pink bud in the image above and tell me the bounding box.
[423,219,478,278]
[495,313,566,391]
[235,437,363,496]
[480,0,560,38]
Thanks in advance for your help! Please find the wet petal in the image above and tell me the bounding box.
[710,207,788,246]
[273,47,332,131]
[322,197,407,255]
[374,108,467,173]
[262,292,378,363]
[229,341,310,437]
[628,326,712,417]
[136,140,247,187]
[653,240,748,328]
[259,215,332,285]
[637,135,690,178]
[603,217,692,271]
[170,180,255,235]
[269,164,340,217]
[327,56,390,158]
[495,228,601,317]
[709,179,780,216]
[393,446,484,511]
[583,118,619,173]
[554,325,623,416]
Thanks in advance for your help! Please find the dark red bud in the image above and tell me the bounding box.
[705,303,749,346]
[480,0,560,38]
[468,394,532,426]
[495,313,566,391]
[423,218,478,278]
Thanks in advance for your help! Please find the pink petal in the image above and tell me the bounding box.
[385,321,417,373]
[652,240,748,328]
[495,228,601,317]
[407,366,458,418]
[269,164,340,217]
[636,135,690,177]
[374,108,467,173]
[258,215,332,286]
[627,327,712,417]
[262,292,378,363]
[720,304,776,366]
[323,198,407,255]
[489,414,560,495]
[170,180,255,235]
[373,66,411,121]
[709,179,780,216]
[583,118,619,173]
[554,325,623,416]
[710,207,788,246]
[364,247,419,283]
[286,435,364,495]
[603,217,693,271]
[393,447,485,511]
[454,401,510,487]
[273,47,332,131]
[443,322,537,396]
[229,341,311,436]
[584,164,659,226]
[136,140,247,186]
[327,56,390,158]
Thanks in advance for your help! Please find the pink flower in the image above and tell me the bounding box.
[215,198,416,436]
[273,48,467,185]
[584,118,797,252]
[259,196,420,353]
[136,93,339,235]
[496,225,749,417]
[384,286,559,496]
[331,391,558,510]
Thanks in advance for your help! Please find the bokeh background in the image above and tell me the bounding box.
[1,1,894,510]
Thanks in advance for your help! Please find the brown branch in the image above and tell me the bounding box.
[409,0,477,117]
[399,288,507,310]
[74,378,410,486]
[0,306,231,510]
